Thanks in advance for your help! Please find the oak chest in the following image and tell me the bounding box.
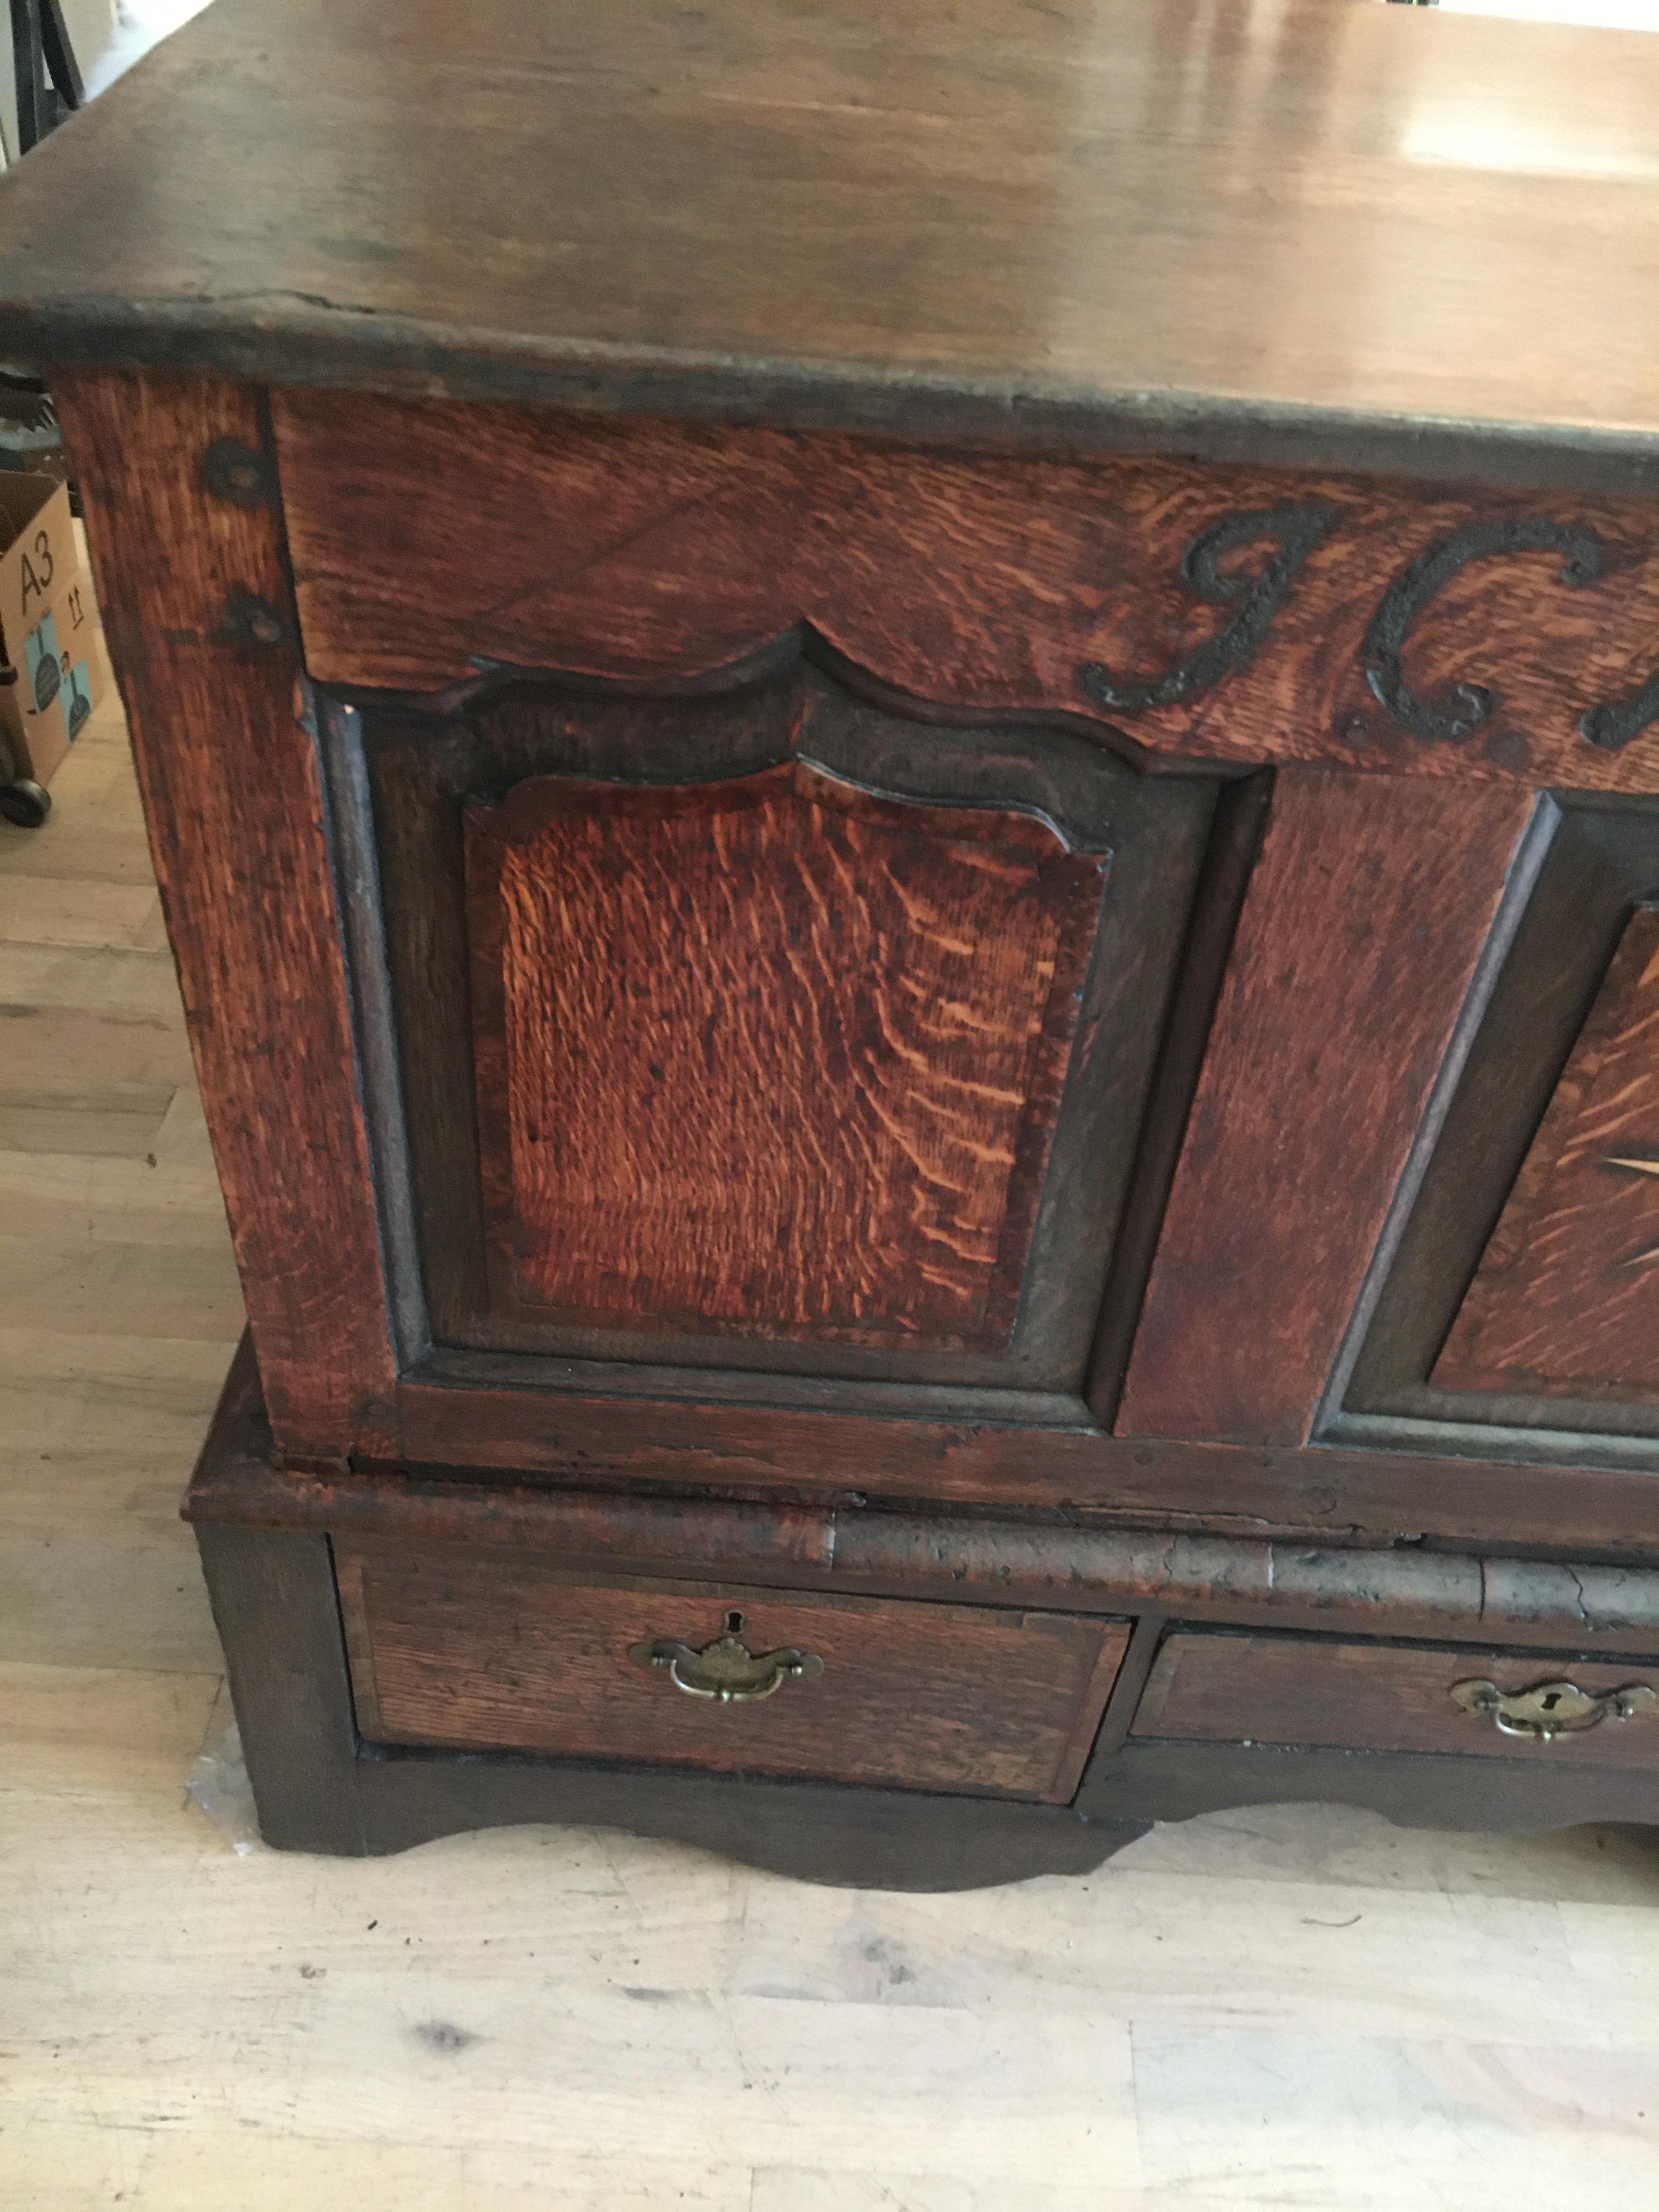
[7,0,1659,1884]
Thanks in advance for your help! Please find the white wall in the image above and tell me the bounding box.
[1442,0,1659,19]
[1,0,201,167]
[81,0,212,100]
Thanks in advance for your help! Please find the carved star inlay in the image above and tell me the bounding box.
[1603,1155,1659,1267]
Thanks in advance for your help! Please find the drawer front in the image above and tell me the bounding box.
[336,1549,1128,1803]
[1132,1631,1659,1766]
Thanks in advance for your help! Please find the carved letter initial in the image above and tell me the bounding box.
[1363,518,1602,744]
[1581,668,1659,753]
[1078,501,1338,714]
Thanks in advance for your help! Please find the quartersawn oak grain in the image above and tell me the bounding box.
[365,663,1216,1391]
[464,759,1106,1349]
[1132,1632,1659,1768]
[33,0,1659,1883]
[50,368,398,1465]
[1115,769,1536,1447]
[334,1549,1129,1804]
[5,0,1659,489]
[1435,907,1659,1403]
[1335,796,1659,1442]
[275,394,1659,796]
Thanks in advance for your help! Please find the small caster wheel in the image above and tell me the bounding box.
[0,779,51,828]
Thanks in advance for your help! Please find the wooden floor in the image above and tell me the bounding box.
[3,692,1658,2210]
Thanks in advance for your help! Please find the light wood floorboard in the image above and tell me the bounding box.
[1,692,1655,2209]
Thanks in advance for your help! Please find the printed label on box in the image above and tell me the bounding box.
[22,604,94,748]
[25,607,61,710]
[0,548,106,786]
[0,474,77,665]
[57,656,93,742]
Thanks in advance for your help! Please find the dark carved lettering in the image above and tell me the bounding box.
[1079,501,1338,714]
[1363,518,1602,744]
[1581,668,1659,753]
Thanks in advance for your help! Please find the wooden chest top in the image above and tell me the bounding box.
[0,0,1657,490]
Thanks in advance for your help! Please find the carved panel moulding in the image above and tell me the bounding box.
[273,392,1659,789]
[1435,905,1659,1403]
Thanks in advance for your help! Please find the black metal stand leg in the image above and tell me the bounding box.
[39,0,83,108]
[10,0,81,157]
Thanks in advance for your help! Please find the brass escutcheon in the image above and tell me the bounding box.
[628,1609,825,1704]
[1449,1675,1657,1742]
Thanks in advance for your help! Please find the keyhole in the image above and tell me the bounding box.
[725,1610,746,1636]
[1539,1691,1564,1712]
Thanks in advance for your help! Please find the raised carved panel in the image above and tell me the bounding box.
[463,758,1108,1350]
[1434,906,1659,1402]
[362,657,1218,1392]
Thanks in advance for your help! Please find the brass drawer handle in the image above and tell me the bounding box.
[629,1610,825,1704]
[1450,1675,1657,1742]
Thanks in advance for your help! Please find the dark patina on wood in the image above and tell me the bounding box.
[21,0,1659,1882]
[187,1348,1659,1878]
[336,1549,1129,1802]
[49,369,399,1466]
[4,0,1659,495]
[357,657,1216,1395]
[276,394,1659,795]
[1338,794,1659,1446]
[190,1346,1659,1661]
[1133,1632,1659,1768]
[1434,907,1659,1403]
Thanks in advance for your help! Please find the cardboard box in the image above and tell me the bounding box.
[0,471,106,787]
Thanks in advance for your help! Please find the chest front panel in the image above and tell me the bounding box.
[57,368,1659,1551]
[357,658,1216,1393]
[465,760,1107,1350]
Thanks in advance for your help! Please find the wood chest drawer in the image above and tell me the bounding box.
[1132,1631,1659,1765]
[336,1548,1129,1803]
